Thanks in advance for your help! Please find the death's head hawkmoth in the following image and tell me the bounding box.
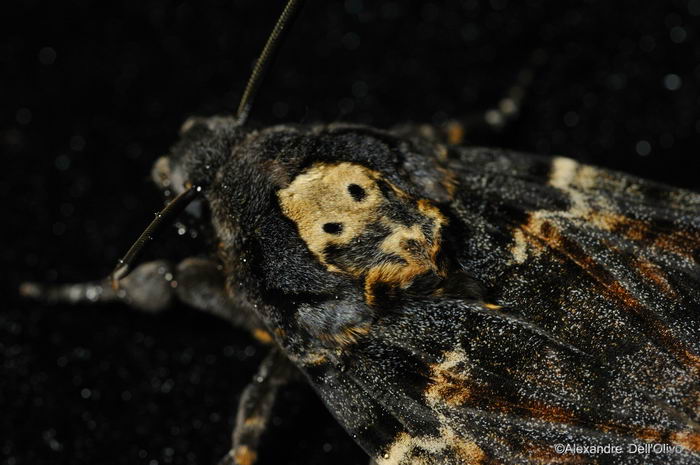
[11,1,700,465]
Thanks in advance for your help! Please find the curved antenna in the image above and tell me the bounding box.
[235,0,304,125]
[111,1,304,284]
[111,184,202,286]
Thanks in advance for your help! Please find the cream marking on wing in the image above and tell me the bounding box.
[424,349,476,407]
[548,156,577,190]
[377,427,485,465]
[377,349,487,465]
[510,157,607,264]
[510,229,530,265]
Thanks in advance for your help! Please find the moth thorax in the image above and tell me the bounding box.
[277,162,447,305]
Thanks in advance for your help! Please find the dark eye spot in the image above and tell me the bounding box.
[401,239,423,256]
[323,222,343,235]
[347,184,367,202]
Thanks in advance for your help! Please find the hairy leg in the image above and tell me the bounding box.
[217,349,296,465]
[20,260,175,312]
[20,257,260,331]
[391,49,547,145]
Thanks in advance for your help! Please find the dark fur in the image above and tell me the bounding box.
[156,118,700,464]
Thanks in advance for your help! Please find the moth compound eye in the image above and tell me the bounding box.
[323,222,343,235]
[347,183,367,202]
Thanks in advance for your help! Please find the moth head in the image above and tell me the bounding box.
[111,0,471,318]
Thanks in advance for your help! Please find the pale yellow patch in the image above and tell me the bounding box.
[277,162,384,274]
[277,162,447,304]
[548,156,578,190]
[510,229,530,265]
[377,432,419,465]
[548,157,595,220]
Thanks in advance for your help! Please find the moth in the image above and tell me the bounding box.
[18,1,700,465]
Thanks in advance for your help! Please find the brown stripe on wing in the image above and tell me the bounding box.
[672,431,700,453]
[424,346,700,460]
[631,256,679,298]
[512,213,700,372]
[590,211,700,263]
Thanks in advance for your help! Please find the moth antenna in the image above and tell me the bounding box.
[111,184,202,286]
[234,0,304,125]
[113,1,302,284]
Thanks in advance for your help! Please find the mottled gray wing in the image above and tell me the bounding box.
[300,149,700,465]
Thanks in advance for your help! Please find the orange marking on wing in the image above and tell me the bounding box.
[426,369,474,406]
[653,229,700,260]
[427,352,584,426]
[589,211,700,262]
[633,257,677,298]
[437,165,458,198]
[602,213,647,240]
[523,402,578,424]
[425,350,475,406]
[636,427,663,442]
[317,324,370,347]
[450,434,487,464]
[671,431,700,453]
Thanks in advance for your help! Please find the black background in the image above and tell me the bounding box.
[3,1,700,464]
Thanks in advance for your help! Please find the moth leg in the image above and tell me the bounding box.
[218,349,294,465]
[19,260,175,313]
[475,57,541,132]
[173,257,258,330]
[392,49,546,144]
[21,257,259,327]
[457,49,547,138]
